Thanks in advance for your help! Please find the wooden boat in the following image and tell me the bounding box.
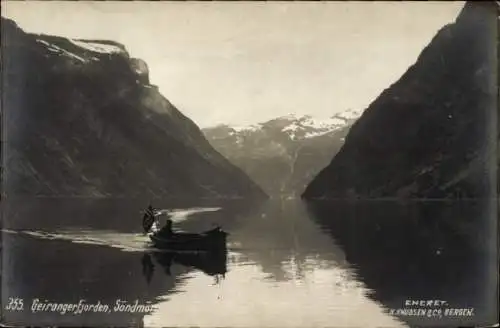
[142,205,228,251]
[149,227,228,251]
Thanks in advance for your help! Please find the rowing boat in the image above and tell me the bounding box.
[149,227,228,251]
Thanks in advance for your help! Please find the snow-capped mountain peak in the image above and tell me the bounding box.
[231,124,261,133]
[279,109,362,140]
[35,37,126,64]
[202,109,361,196]
[205,109,362,141]
[69,39,123,54]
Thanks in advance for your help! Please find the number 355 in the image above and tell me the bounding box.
[5,298,24,311]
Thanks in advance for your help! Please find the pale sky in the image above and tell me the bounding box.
[2,1,464,127]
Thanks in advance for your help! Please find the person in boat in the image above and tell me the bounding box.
[157,218,174,238]
[146,204,155,217]
[143,204,159,233]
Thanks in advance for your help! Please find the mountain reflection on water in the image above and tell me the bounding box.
[2,198,495,327]
[307,198,497,327]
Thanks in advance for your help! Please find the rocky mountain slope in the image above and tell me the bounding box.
[1,18,265,199]
[303,2,497,199]
[203,110,360,196]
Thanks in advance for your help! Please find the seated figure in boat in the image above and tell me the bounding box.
[142,204,178,238]
[156,218,174,238]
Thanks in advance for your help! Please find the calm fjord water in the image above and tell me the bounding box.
[2,198,495,327]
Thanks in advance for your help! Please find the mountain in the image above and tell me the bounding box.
[303,2,497,200]
[203,110,361,196]
[1,18,266,199]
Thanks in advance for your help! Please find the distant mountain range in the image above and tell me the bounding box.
[203,110,361,196]
[303,2,497,200]
[2,17,265,199]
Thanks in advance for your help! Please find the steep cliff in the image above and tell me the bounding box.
[1,18,266,199]
[303,2,497,199]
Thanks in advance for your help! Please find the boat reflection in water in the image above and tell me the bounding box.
[141,248,228,284]
[141,204,229,284]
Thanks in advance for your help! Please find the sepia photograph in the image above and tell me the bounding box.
[1,1,498,327]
